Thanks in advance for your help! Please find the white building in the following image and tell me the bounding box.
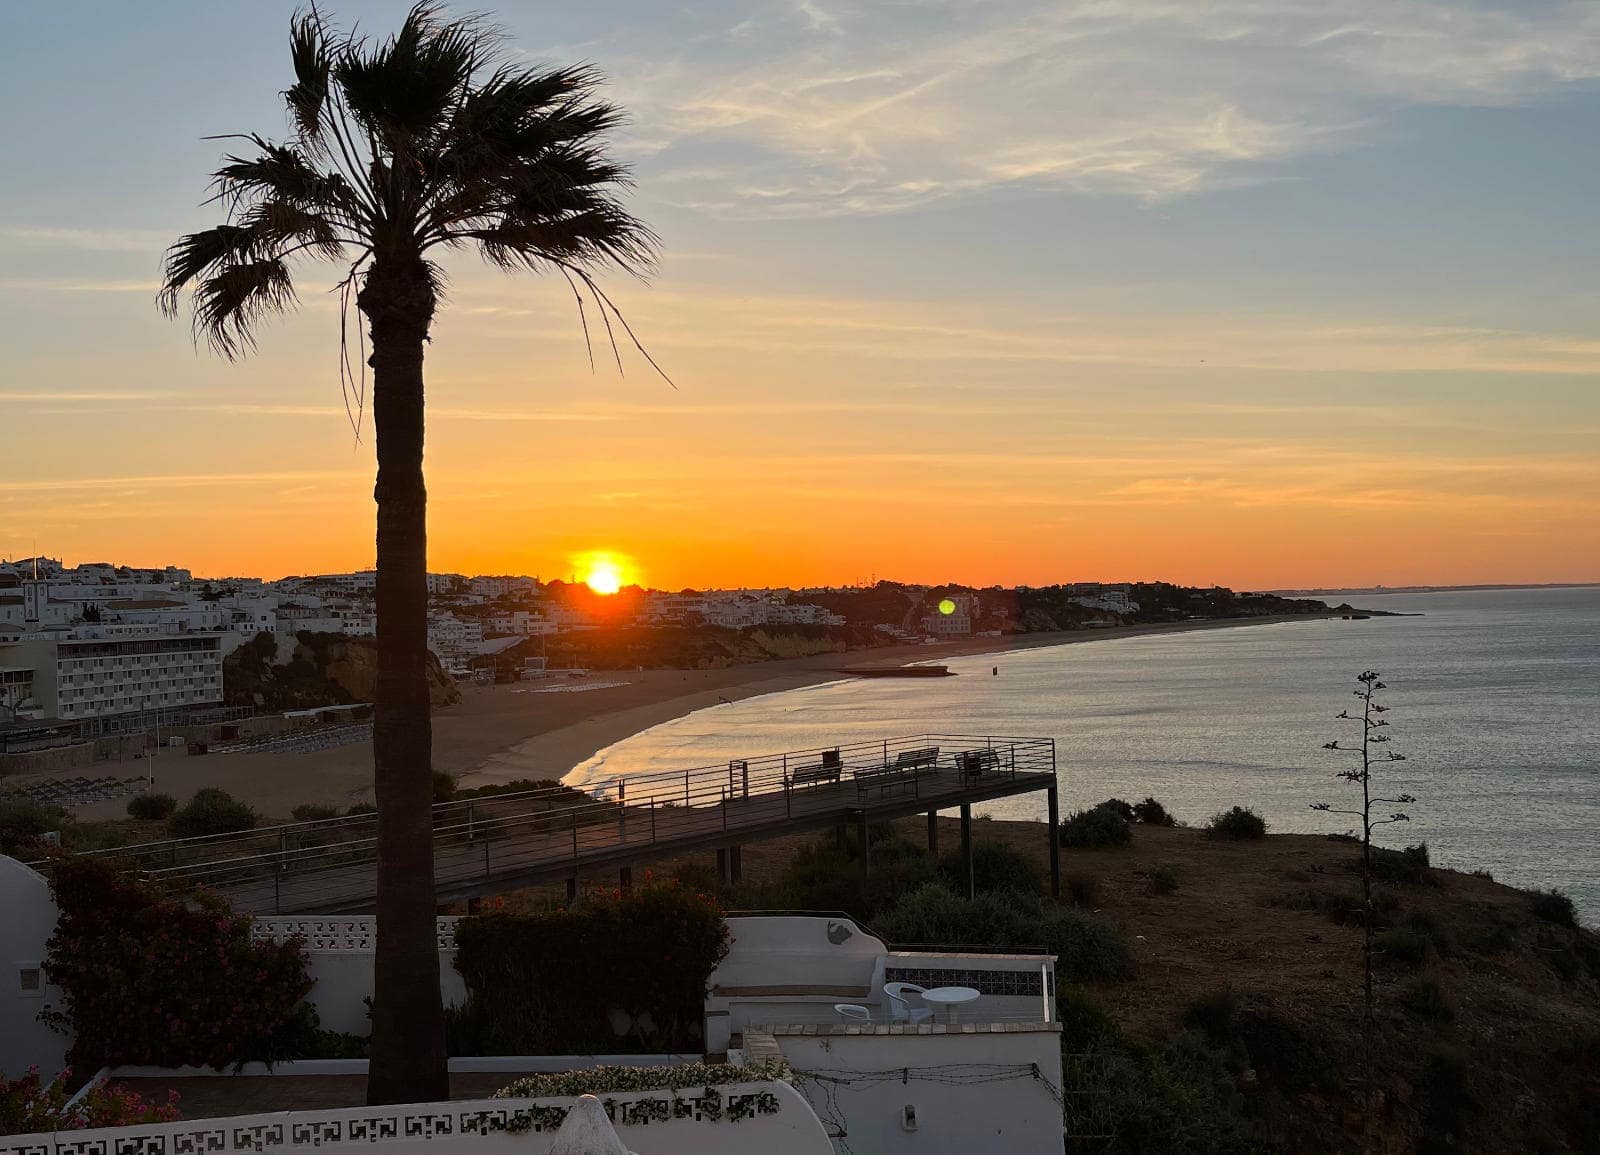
[0,630,224,724]
[921,595,977,637]
[1067,584,1139,615]
[427,612,485,657]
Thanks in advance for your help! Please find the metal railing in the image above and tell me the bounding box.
[46,733,1056,912]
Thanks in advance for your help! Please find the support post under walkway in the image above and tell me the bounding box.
[1046,785,1061,898]
[858,810,871,882]
[926,809,939,855]
[959,803,973,900]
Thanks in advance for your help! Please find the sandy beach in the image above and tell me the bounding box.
[60,614,1335,820]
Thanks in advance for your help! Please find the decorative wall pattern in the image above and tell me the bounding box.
[248,916,461,952]
[0,1087,787,1155]
[883,967,1043,997]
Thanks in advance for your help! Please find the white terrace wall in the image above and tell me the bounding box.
[704,917,1057,1051]
[0,857,68,1079]
[250,916,467,1035]
[771,1025,1064,1155]
[872,950,1055,1025]
[0,1081,831,1155]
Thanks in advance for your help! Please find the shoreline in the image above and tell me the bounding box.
[46,612,1349,820]
[479,613,1346,792]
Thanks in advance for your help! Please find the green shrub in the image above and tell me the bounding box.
[1059,806,1131,849]
[345,802,378,817]
[1401,910,1454,958]
[1133,796,1176,826]
[41,856,315,1070]
[1375,926,1432,967]
[1204,806,1266,840]
[1419,1047,1474,1155]
[875,884,1133,982]
[937,840,1041,895]
[1364,842,1434,886]
[1531,888,1578,929]
[1067,874,1100,908]
[1041,908,1136,982]
[0,796,63,855]
[1181,990,1238,1042]
[0,1068,180,1134]
[306,1029,369,1058]
[1461,917,1517,956]
[454,777,562,800]
[432,770,458,802]
[451,882,729,1055]
[670,859,723,895]
[1063,1032,1251,1153]
[168,788,257,839]
[1096,798,1136,823]
[126,792,177,820]
[1399,978,1455,1024]
[290,803,341,822]
[1056,985,1121,1048]
[1178,994,1330,1094]
[1146,865,1179,895]
[494,1059,790,1099]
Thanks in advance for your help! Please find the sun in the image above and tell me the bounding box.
[572,550,635,596]
[586,561,623,596]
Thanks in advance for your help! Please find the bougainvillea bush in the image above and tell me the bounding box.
[1,1068,179,1136]
[42,857,317,1071]
[492,1060,790,1099]
[451,880,730,1055]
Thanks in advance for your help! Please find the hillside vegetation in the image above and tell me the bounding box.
[223,631,460,710]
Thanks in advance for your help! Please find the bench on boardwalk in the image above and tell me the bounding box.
[892,747,940,774]
[955,748,1002,785]
[788,748,843,789]
[854,764,913,800]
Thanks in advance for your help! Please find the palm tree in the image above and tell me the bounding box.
[160,4,656,1104]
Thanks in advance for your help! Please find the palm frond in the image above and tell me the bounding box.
[189,259,297,360]
[334,2,484,155]
[211,139,368,226]
[285,9,332,140]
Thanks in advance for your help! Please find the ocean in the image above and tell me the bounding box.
[568,587,1600,920]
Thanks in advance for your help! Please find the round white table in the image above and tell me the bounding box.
[920,985,981,1022]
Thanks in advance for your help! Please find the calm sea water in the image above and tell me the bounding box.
[569,587,1600,920]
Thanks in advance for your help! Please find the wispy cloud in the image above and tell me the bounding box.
[0,226,167,253]
[600,0,1600,216]
[0,389,175,403]
[0,278,157,293]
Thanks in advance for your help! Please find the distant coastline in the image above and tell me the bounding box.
[1271,581,1599,597]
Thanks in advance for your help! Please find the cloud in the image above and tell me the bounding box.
[0,226,167,253]
[0,278,157,293]
[0,390,176,403]
[600,0,1600,216]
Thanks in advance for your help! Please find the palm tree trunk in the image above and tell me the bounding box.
[360,256,448,1105]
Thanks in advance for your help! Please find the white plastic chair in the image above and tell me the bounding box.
[834,1003,872,1022]
[883,982,933,1023]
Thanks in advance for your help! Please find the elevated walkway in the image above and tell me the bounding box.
[57,733,1061,913]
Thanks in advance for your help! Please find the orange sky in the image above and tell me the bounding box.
[4,3,1599,590]
[7,270,1596,590]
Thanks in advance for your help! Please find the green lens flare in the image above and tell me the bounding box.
[938,598,957,615]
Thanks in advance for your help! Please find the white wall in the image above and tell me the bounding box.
[709,916,886,992]
[0,857,69,1079]
[251,917,465,1036]
[773,1028,1064,1155]
[0,1081,831,1155]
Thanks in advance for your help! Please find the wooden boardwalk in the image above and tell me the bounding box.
[63,735,1061,914]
